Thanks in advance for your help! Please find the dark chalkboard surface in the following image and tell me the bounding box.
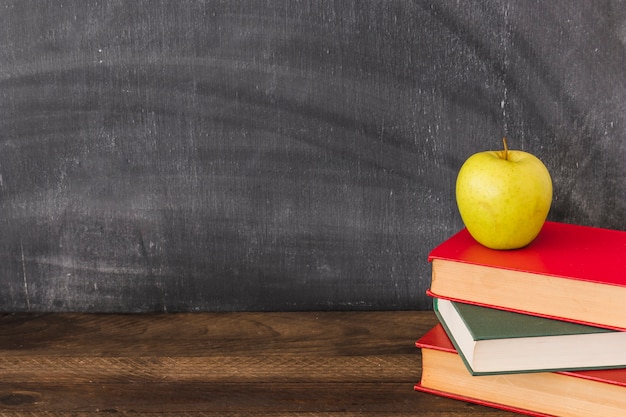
[1,1,624,312]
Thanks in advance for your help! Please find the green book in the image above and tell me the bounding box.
[433,298,626,375]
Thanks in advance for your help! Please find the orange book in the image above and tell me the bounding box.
[415,324,626,416]
[428,221,626,330]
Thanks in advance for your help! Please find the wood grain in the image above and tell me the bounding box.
[0,311,516,416]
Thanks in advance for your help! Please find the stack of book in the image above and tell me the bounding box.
[414,221,626,416]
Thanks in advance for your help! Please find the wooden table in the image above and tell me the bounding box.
[0,311,516,416]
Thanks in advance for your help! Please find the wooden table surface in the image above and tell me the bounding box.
[0,311,517,416]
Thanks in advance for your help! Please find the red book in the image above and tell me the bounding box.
[427,221,626,330]
[415,324,626,417]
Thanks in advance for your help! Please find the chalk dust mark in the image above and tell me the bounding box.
[20,240,31,310]
[501,2,511,137]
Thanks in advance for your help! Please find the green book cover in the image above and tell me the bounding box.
[433,298,626,375]
[450,300,610,340]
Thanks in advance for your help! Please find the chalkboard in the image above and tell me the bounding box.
[1,0,624,312]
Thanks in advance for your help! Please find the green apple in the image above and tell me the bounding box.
[455,139,552,250]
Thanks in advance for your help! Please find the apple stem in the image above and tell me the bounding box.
[502,137,509,160]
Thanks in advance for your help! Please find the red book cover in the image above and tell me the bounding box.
[427,221,626,330]
[428,222,626,287]
[414,384,553,417]
[416,324,626,388]
[415,325,626,416]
